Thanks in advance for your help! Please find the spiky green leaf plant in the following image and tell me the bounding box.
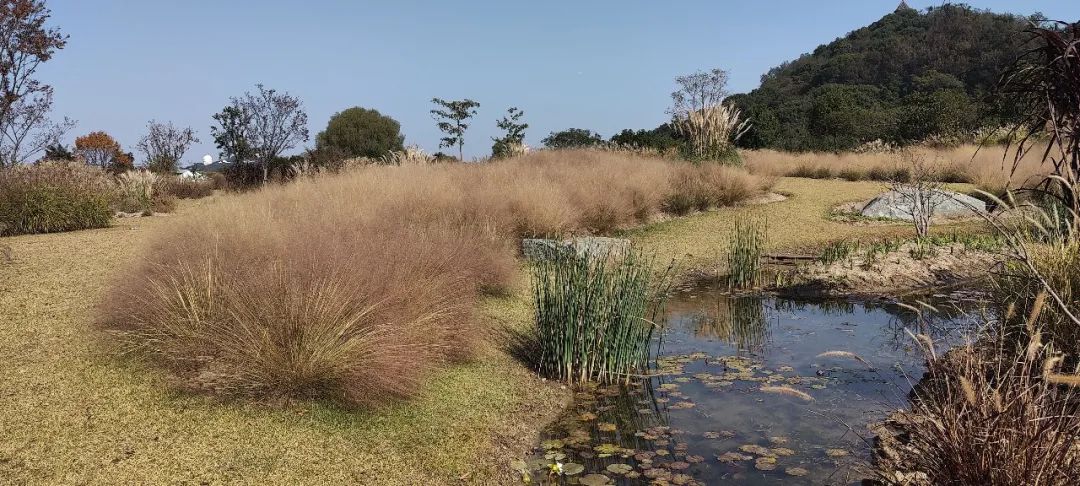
[532,247,671,385]
[726,217,766,290]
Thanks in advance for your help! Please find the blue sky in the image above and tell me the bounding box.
[37,1,1080,162]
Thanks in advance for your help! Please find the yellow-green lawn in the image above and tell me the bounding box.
[0,177,975,484]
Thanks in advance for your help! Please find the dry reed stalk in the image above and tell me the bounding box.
[759,386,814,402]
[815,350,872,367]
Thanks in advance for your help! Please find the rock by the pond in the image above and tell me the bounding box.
[521,237,631,261]
[861,189,986,221]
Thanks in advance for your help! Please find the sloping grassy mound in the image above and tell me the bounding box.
[100,150,769,407]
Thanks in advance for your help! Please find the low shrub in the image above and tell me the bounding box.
[837,168,865,181]
[161,176,215,199]
[0,161,114,236]
[664,163,760,213]
[113,171,176,215]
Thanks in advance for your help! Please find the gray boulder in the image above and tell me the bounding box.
[522,237,631,261]
[861,189,986,221]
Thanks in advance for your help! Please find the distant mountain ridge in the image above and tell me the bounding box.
[730,3,1038,152]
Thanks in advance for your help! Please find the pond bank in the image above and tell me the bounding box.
[517,288,985,484]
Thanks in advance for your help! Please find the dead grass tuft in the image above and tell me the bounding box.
[874,332,1080,485]
[744,145,1050,196]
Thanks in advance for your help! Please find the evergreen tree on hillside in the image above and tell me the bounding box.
[731,3,1033,152]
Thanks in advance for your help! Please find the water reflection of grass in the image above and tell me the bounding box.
[690,296,772,351]
[773,298,857,316]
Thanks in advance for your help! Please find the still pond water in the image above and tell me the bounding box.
[520,285,985,485]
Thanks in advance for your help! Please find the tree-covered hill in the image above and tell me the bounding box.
[729,3,1041,152]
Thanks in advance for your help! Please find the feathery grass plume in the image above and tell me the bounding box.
[759,386,813,402]
[532,247,672,385]
[726,216,765,290]
[959,376,977,407]
[381,145,436,166]
[673,103,750,164]
[815,350,871,367]
[1043,373,1080,387]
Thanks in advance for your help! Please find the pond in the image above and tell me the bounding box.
[518,284,986,485]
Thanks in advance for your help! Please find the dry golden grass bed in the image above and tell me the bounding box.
[0,176,976,484]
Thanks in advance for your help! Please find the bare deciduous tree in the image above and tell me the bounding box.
[669,68,749,161]
[228,84,309,181]
[0,91,72,165]
[0,0,67,167]
[889,150,945,238]
[137,120,198,174]
[669,68,730,117]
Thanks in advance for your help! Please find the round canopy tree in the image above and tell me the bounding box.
[316,107,404,159]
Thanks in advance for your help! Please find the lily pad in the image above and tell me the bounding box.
[541,439,564,450]
[643,468,672,480]
[686,454,705,463]
[771,447,795,457]
[826,448,849,458]
[597,422,617,432]
[579,412,597,421]
[671,473,695,485]
[786,467,809,477]
[526,457,552,470]
[754,460,778,471]
[544,451,566,461]
[562,462,585,475]
[509,459,528,473]
[579,473,611,486]
[594,443,621,455]
[739,444,773,456]
[668,461,690,470]
[606,463,633,475]
[717,452,753,462]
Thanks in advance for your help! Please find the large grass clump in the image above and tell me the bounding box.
[101,178,514,407]
[0,161,114,236]
[101,150,768,406]
[532,247,670,384]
